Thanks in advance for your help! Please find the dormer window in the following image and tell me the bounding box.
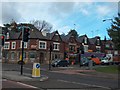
[97,39,100,45]
[84,37,87,44]
[55,33,58,35]
[7,32,9,39]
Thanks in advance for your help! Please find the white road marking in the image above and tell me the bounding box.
[17,82,38,88]
[24,67,47,71]
[58,67,74,69]
[1,79,7,81]
[23,67,31,70]
[58,79,111,90]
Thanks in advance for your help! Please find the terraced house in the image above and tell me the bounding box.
[2,23,64,64]
[1,22,120,64]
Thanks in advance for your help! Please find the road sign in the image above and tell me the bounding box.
[32,63,40,77]
[36,64,40,68]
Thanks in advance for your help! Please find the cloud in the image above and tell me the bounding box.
[1,2,23,24]
[96,5,111,16]
[48,2,76,18]
[80,9,89,15]
[57,25,71,35]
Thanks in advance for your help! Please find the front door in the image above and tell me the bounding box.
[39,52,44,64]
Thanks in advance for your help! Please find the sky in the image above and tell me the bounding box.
[0,0,119,40]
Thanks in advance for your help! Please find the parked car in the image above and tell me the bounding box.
[51,59,61,64]
[101,57,113,65]
[51,59,70,67]
[80,57,95,66]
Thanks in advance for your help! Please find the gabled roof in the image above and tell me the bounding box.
[46,30,62,41]
[9,30,21,39]
[46,31,56,40]
[5,23,48,40]
[89,36,100,44]
[77,34,87,43]
[61,35,68,42]
[29,28,47,40]
[61,33,78,43]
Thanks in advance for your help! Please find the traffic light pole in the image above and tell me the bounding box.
[21,26,24,75]
[21,41,24,75]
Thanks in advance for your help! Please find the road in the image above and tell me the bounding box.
[2,63,119,90]
[2,79,40,89]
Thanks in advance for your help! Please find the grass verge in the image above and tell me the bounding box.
[95,65,119,74]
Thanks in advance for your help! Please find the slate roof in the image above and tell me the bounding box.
[89,36,100,44]
[61,35,68,42]
[46,31,57,40]
[4,23,48,40]
[61,33,79,43]
[77,35,87,43]
[9,30,21,39]
[29,28,47,40]
[2,23,102,45]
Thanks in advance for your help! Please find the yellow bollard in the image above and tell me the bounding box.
[32,63,40,77]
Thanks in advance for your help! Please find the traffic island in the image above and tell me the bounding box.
[2,71,49,82]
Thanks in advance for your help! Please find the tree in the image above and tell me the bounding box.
[107,13,120,50]
[68,29,79,37]
[30,20,53,32]
[3,20,19,32]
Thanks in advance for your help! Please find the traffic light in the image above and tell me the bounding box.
[23,28,30,42]
[1,35,5,46]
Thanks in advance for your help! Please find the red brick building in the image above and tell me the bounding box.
[2,24,64,64]
[1,23,120,64]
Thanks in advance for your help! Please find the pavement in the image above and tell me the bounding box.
[2,64,119,82]
[49,65,118,79]
[2,70,48,82]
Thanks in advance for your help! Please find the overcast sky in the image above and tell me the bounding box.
[0,0,119,39]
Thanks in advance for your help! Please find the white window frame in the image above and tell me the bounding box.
[4,42,10,49]
[20,41,27,48]
[84,45,88,52]
[11,42,16,49]
[96,46,101,52]
[97,39,100,45]
[84,37,87,44]
[6,32,9,39]
[105,44,110,48]
[39,41,46,49]
[114,51,118,55]
[53,42,60,51]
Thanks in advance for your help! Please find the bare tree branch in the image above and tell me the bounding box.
[30,20,53,32]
